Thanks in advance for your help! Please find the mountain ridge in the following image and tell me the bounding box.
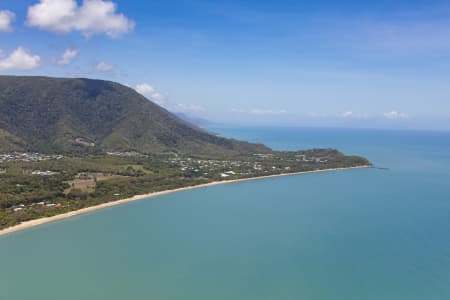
[0,75,270,157]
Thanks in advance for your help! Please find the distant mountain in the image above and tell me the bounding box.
[174,112,215,128]
[0,76,270,156]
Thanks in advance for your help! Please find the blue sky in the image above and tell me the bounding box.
[1,0,450,129]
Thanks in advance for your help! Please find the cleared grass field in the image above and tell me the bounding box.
[65,173,127,194]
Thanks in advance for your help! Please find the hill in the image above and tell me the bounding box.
[0,76,270,156]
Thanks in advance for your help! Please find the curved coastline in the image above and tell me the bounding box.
[0,165,371,237]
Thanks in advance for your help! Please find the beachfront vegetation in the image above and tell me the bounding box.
[0,150,370,230]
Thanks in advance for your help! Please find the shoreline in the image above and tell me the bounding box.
[0,165,371,237]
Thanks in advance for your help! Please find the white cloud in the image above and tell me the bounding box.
[135,83,167,106]
[0,10,15,32]
[27,0,135,38]
[135,83,155,97]
[339,111,369,119]
[95,61,113,71]
[175,103,205,112]
[383,111,409,120]
[0,47,41,70]
[341,111,354,118]
[232,108,287,115]
[57,48,78,65]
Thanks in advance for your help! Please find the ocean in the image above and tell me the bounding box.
[1,127,450,300]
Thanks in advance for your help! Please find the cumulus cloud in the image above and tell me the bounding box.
[232,108,287,115]
[339,111,369,119]
[341,111,354,118]
[0,47,41,70]
[27,0,135,37]
[57,48,78,65]
[0,10,15,32]
[383,111,409,120]
[95,61,113,71]
[135,83,167,106]
[175,103,205,112]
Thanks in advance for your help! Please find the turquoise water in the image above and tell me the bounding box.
[1,127,450,300]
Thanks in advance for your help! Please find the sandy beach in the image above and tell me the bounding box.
[0,165,371,237]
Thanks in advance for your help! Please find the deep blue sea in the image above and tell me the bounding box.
[1,127,450,300]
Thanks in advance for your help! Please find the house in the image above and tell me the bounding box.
[32,170,59,176]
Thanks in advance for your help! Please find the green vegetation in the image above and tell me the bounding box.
[0,150,370,230]
[0,76,269,156]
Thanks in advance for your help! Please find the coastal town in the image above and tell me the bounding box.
[0,152,64,163]
[0,149,370,230]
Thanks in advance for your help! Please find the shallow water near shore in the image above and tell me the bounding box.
[1,127,450,300]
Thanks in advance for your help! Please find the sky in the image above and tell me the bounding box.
[1,0,450,130]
